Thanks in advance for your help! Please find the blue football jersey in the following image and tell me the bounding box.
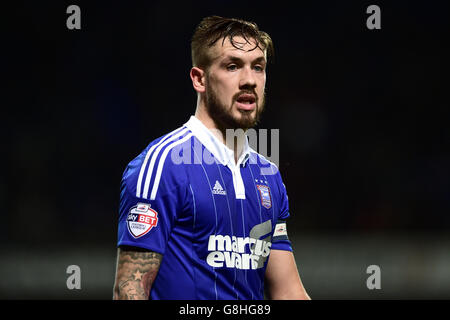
[117,116,292,300]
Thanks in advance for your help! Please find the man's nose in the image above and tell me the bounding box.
[239,66,256,89]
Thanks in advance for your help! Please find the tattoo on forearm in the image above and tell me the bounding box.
[113,248,162,300]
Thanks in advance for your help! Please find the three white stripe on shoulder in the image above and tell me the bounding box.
[136,127,192,200]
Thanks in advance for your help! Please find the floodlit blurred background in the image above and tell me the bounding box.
[2,1,450,299]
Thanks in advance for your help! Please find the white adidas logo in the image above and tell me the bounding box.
[212,180,226,195]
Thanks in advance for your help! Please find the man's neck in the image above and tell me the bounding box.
[194,109,246,164]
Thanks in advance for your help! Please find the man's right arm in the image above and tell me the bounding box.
[113,245,163,300]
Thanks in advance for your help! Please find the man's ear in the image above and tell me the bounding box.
[190,67,206,93]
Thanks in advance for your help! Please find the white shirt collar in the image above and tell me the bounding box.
[184,115,251,167]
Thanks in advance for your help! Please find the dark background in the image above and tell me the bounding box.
[2,1,450,299]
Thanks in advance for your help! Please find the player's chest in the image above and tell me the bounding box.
[185,163,277,234]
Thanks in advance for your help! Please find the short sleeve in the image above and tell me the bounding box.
[270,171,293,252]
[117,145,187,254]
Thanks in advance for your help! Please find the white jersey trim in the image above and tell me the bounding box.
[136,127,185,198]
[149,133,193,200]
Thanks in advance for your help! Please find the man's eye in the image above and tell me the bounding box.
[254,65,264,72]
[227,64,238,71]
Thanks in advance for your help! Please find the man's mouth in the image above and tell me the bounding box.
[235,94,256,111]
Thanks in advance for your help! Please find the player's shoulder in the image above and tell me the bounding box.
[122,124,194,200]
[247,148,287,195]
[248,148,281,177]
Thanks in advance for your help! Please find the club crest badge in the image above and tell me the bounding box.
[256,184,272,209]
[127,203,158,238]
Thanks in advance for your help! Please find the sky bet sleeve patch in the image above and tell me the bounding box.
[126,203,159,238]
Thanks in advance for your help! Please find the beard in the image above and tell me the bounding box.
[205,81,265,131]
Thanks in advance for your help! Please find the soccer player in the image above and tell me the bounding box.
[113,16,310,300]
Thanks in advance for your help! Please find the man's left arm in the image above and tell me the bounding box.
[265,249,311,300]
